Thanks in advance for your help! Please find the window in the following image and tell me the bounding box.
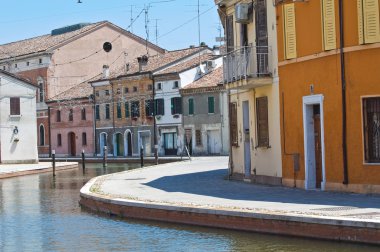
[95,91,99,97]
[321,0,336,50]
[157,83,162,90]
[125,102,130,118]
[358,0,380,44]
[131,101,140,118]
[26,62,30,66]
[230,102,238,146]
[196,130,202,146]
[39,125,45,146]
[147,84,153,91]
[105,104,110,119]
[105,90,110,96]
[133,86,138,92]
[208,97,215,114]
[82,132,87,146]
[14,63,17,68]
[69,109,73,121]
[2,66,5,70]
[145,99,154,117]
[95,105,100,120]
[171,97,182,115]
[116,88,121,94]
[226,15,234,53]
[173,81,179,89]
[283,3,297,59]
[81,108,86,120]
[38,79,44,102]
[56,110,61,122]
[363,97,380,163]
[155,99,165,116]
[10,97,20,115]
[57,134,62,146]
[117,102,122,119]
[256,96,269,147]
[188,98,194,115]
[124,87,129,94]
[39,58,42,64]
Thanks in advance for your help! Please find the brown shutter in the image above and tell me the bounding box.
[226,15,234,53]
[229,102,238,146]
[256,96,269,147]
[10,97,20,115]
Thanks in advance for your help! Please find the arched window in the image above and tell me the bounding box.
[39,125,45,146]
[38,77,44,103]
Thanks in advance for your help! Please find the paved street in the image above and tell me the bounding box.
[89,157,380,222]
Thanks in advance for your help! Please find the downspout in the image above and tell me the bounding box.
[48,106,52,158]
[93,87,97,156]
[152,73,158,164]
[339,0,349,184]
[111,82,116,157]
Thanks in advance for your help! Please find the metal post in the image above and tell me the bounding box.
[52,150,56,177]
[103,146,108,168]
[81,150,86,173]
[140,145,144,167]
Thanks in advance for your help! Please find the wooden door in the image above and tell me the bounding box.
[69,133,76,156]
[314,115,322,188]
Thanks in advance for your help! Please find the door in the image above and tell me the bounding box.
[243,101,251,178]
[100,133,107,156]
[68,132,76,156]
[207,130,221,155]
[114,133,124,156]
[164,133,177,155]
[127,132,132,156]
[314,108,322,188]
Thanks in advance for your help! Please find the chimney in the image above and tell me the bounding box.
[137,55,148,72]
[102,65,110,79]
[213,46,220,55]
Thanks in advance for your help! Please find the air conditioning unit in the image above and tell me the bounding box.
[206,60,216,69]
[235,3,252,24]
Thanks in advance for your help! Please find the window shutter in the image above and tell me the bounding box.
[283,3,297,59]
[363,0,380,43]
[189,98,194,115]
[358,0,365,44]
[208,97,215,114]
[155,99,164,116]
[256,97,269,147]
[125,102,130,118]
[229,102,238,146]
[322,0,337,50]
[171,98,174,115]
[226,15,234,53]
[10,97,20,115]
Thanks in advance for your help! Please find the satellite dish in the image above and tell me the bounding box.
[103,42,112,53]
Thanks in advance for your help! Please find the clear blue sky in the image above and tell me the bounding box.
[0,0,223,51]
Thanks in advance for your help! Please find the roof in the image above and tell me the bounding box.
[181,66,223,90]
[0,69,38,88]
[0,21,165,61]
[92,46,211,82]
[155,53,217,75]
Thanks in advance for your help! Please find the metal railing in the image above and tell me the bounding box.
[223,46,272,84]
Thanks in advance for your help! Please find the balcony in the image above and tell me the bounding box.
[223,46,272,88]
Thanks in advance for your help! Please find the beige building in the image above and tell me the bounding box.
[216,0,282,185]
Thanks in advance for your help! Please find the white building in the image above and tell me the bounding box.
[153,50,223,156]
[0,70,38,164]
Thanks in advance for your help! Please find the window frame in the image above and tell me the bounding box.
[256,96,270,148]
[105,104,110,120]
[188,98,194,115]
[10,97,21,116]
[362,97,380,163]
[208,96,215,114]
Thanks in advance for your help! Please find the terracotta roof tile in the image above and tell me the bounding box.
[182,66,223,90]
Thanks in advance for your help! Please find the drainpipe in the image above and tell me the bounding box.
[152,73,158,164]
[48,106,52,158]
[339,0,349,184]
[111,82,116,157]
[93,87,97,157]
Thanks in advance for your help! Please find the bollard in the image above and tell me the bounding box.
[81,150,86,173]
[140,146,144,168]
[52,150,56,177]
[103,146,108,168]
[154,145,158,165]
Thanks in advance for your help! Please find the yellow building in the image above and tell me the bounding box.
[216,0,282,185]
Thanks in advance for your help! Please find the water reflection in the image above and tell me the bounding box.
[0,163,379,251]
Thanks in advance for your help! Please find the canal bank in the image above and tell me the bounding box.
[80,157,380,245]
[0,162,78,179]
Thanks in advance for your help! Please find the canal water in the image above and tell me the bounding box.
[0,163,378,252]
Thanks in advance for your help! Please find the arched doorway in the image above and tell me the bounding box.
[99,133,107,156]
[113,133,124,157]
[39,124,45,146]
[124,130,133,157]
[68,132,76,156]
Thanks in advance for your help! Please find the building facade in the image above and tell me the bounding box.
[216,0,282,185]
[276,0,380,193]
[0,70,38,164]
[181,67,229,156]
[0,21,165,156]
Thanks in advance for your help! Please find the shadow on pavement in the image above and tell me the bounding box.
[144,168,380,209]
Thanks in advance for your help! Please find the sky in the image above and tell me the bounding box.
[0,0,223,51]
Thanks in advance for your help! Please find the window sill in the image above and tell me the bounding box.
[255,145,271,149]
[363,162,380,166]
[9,115,21,118]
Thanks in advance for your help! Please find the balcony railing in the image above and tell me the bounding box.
[223,46,272,84]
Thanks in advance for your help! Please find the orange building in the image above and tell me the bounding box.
[276,0,380,193]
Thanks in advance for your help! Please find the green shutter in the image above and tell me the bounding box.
[125,102,130,118]
[189,98,194,115]
[208,97,215,114]
[117,102,122,118]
